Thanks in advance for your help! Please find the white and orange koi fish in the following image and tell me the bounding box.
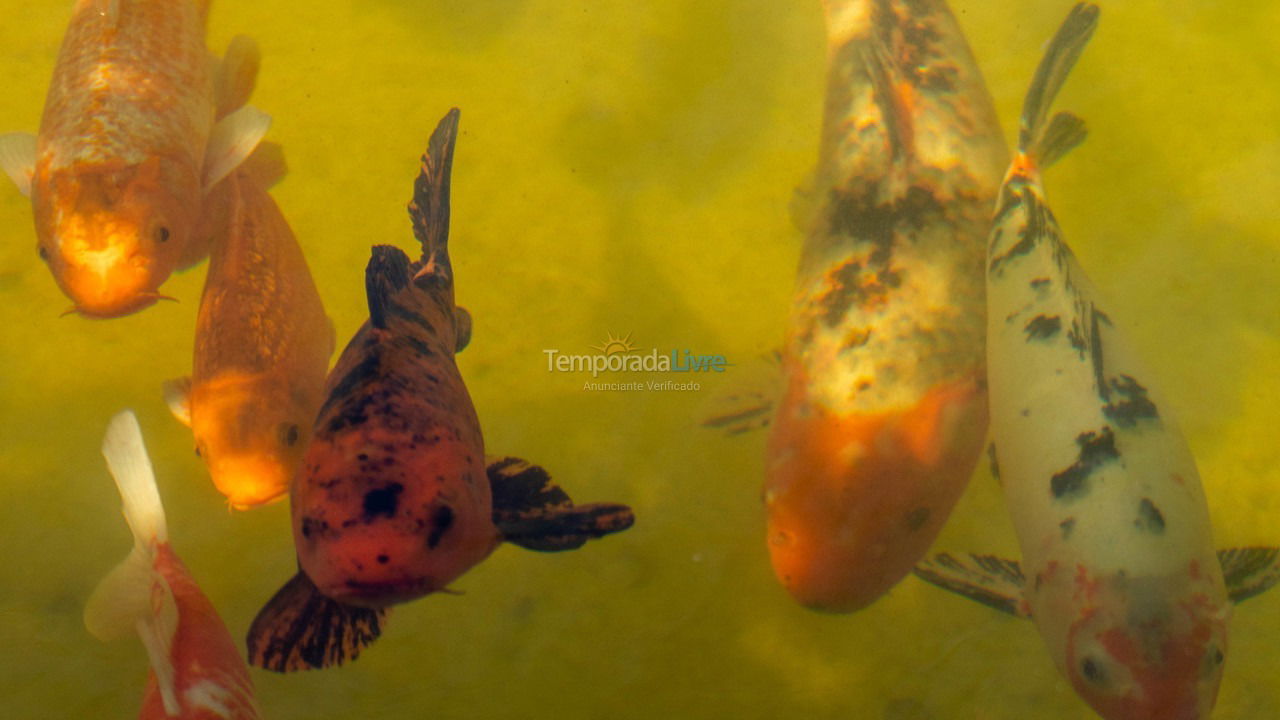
[0,0,269,318]
[914,5,1280,719]
[763,0,1007,612]
[164,146,334,510]
[85,410,261,719]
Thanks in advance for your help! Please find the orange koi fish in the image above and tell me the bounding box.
[86,410,261,720]
[764,0,1007,612]
[0,1,270,317]
[914,6,1280,719]
[245,109,634,671]
[164,145,334,510]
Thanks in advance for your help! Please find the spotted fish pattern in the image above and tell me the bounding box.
[764,0,1007,612]
[983,5,1230,718]
[246,109,634,671]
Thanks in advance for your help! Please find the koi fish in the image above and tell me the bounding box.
[245,109,635,671]
[0,1,270,318]
[763,0,1007,612]
[85,410,260,719]
[164,145,334,510]
[913,6,1280,718]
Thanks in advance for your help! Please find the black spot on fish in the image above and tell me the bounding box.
[1030,277,1051,290]
[300,516,328,540]
[385,299,435,333]
[989,189,1042,274]
[1059,517,1076,540]
[426,505,455,549]
[1103,375,1159,427]
[362,483,404,519]
[376,554,390,565]
[905,507,930,531]
[317,353,383,427]
[1024,314,1062,341]
[1050,427,1119,502]
[1081,657,1107,685]
[1135,498,1165,534]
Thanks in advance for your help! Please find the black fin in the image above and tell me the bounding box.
[246,570,389,672]
[487,456,636,552]
[1018,3,1099,159]
[913,553,1031,618]
[409,108,459,288]
[364,245,413,330]
[1218,546,1280,604]
[453,306,472,353]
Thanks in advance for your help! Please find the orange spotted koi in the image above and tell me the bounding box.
[86,410,261,720]
[164,145,334,510]
[764,0,1007,612]
[245,109,634,671]
[0,0,270,317]
[914,6,1280,719]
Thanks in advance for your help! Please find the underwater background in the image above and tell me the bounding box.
[0,1,1277,718]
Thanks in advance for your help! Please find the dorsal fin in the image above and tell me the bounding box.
[364,245,413,330]
[408,109,460,288]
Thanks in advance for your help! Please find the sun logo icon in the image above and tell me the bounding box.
[592,332,636,356]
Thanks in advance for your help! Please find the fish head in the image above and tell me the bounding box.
[292,432,498,609]
[1060,572,1229,720]
[190,377,310,509]
[33,158,196,317]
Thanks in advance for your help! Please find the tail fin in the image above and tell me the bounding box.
[1017,3,1099,167]
[84,410,181,715]
[408,108,460,287]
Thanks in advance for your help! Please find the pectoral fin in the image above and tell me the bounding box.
[215,35,261,118]
[699,349,781,435]
[162,378,193,428]
[913,553,1031,618]
[487,456,635,552]
[203,106,271,192]
[0,132,36,197]
[246,570,388,672]
[1219,546,1280,604]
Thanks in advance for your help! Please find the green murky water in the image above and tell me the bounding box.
[0,1,1277,718]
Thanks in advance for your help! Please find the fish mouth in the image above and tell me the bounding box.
[330,576,437,607]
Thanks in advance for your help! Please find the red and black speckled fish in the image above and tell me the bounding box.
[245,109,634,672]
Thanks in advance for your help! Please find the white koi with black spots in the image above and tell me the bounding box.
[985,5,1228,718]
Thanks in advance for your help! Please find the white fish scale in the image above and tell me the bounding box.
[39,0,213,170]
[986,177,1224,610]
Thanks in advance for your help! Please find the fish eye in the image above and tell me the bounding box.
[279,423,300,447]
[194,444,202,458]
[1080,656,1107,686]
[156,226,170,243]
[37,245,49,262]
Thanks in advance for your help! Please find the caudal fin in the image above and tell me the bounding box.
[84,410,180,714]
[247,571,388,672]
[408,108,460,287]
[1017,3,1099,168]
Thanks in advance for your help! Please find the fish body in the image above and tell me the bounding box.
[165,147,333,510]
[985,5,1228,718]
[86,410,260,720]
[764,0,1007,612]
[0,0,268,317]
[247,110,634,671]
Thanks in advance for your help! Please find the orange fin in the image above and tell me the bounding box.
[487,457,635,552]
[246,571,388,672]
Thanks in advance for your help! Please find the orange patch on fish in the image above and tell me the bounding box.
[765,369,986,612]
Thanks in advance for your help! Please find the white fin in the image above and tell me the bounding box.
[240,140,288,189]
[0,132,36,197]
[215,35,261,118]
[203,106,272,192]
[162,378,193,428]
[85,410,181,715]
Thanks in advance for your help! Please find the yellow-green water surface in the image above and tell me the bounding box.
[1,1,1277,718]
